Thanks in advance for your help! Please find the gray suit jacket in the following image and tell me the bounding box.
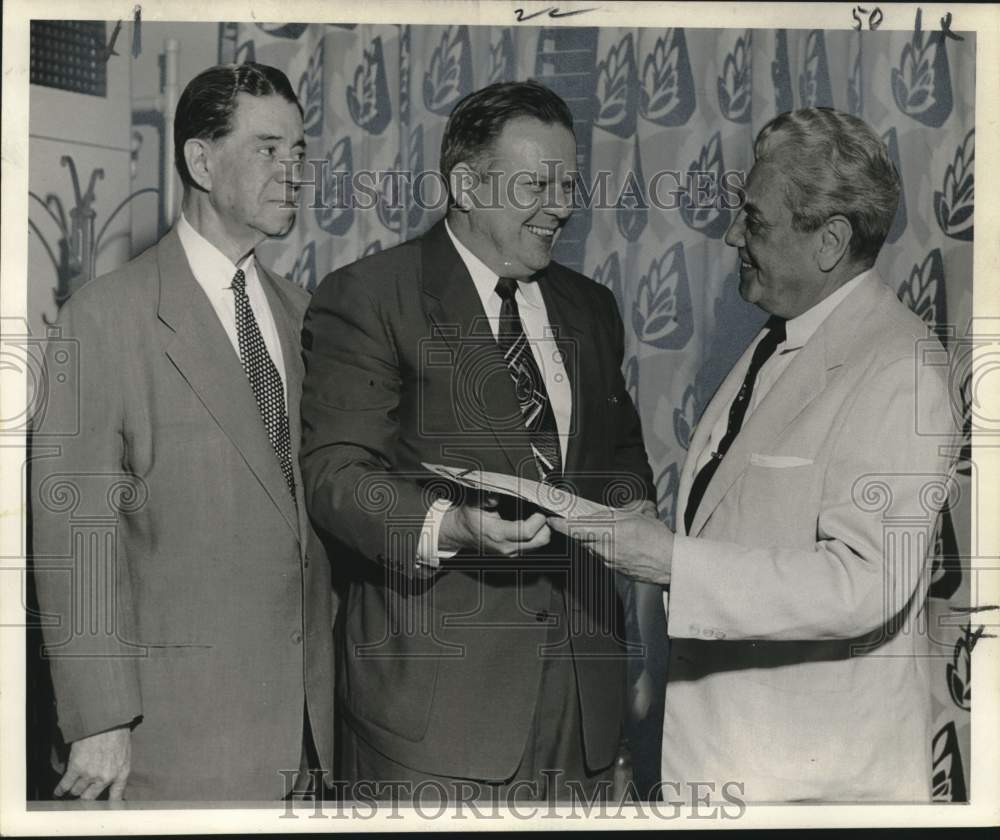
[664,276,955,801]
[30,227,335,801]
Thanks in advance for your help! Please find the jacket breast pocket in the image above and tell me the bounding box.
[749,453,815,469]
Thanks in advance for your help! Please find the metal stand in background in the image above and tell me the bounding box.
[29,157,158,315]
[28,38,179,312]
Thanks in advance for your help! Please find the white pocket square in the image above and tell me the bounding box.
[749,453,814,468]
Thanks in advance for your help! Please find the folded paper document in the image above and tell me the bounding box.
[422,462,614,518]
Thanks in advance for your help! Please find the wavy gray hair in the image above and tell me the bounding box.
[753,108,901,265]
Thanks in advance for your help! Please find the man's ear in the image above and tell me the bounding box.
[448,162,481,213]
[816,215,853,272]
[183,138,214,193]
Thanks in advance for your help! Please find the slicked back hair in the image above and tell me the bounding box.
[753,107,901,265]
[440,80,575,196]
[174,62,302,191]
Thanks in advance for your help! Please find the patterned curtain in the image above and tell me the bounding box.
[218,18,975,798]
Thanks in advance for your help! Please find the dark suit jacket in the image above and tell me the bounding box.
[30,227,335,801]
[301,220,654,780]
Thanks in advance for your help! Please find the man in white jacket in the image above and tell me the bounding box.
[550,107,956,802]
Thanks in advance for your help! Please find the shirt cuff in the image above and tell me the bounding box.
[416,498,457,569]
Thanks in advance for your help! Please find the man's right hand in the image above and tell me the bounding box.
[438,503,551,556]
[55,726,131,801]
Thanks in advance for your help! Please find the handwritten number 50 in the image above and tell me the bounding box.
[852,6,883,31]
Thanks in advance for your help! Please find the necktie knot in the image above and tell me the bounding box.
[765,315,786,346]
[495,277,518,302]
[232,268,247,297]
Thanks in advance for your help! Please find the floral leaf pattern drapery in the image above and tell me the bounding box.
[216,20,974,797]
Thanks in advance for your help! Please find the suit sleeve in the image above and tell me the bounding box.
[30,286,142,743]
[667,356,955,641]
[601,284,656,505]
[300,266,432,577]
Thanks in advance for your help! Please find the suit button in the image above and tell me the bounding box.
[291,631,303,644]
[535,610,549,622]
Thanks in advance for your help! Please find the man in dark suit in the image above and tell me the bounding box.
[30,63,334,801]
[301,81,655,801]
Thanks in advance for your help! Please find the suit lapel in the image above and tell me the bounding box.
[677,348,752,535]
[536,270,585,475]
[420,222,538,477]
[155,228,300,539]
[688,336,828,536]
[688,277,886,537]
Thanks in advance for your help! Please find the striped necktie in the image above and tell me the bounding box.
[495,276,562,481]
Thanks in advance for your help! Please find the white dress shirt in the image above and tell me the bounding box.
[690,270,871,478]
[176,213,288,399]
[417,222,574,566]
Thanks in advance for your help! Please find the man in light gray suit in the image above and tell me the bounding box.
[551,108,956,801]
[31,63,334,801]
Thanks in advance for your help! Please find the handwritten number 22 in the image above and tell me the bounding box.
[514,7,595,22]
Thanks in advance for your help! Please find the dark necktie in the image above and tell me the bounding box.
[232,268,296,499]
[495,277,563,481]
[683,316,786,533]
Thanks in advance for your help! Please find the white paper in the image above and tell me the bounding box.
[422,462,615,518]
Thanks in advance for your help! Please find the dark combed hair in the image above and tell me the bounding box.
[753,107,901,265]
[174,62,302,191]
[439,80,575,184]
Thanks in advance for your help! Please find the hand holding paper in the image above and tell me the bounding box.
[423,463,669,578]
[422,462,615,518]
[546,505,674,587]
[425,462,560,556]
[438,505,551,557]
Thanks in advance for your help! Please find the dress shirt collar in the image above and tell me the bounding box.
[781,269,873,352]
[177,212,256,289]
[444,219,544,310]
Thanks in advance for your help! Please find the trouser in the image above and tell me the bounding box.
[284,702,325,800]
[338,590,615,803]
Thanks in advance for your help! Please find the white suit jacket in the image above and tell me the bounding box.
[663,276,955,802]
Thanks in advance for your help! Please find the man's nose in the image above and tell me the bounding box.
[724,211,745,247]
[545,188,574,220]
[276,157,302,185]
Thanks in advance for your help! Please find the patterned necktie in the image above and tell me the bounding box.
[232,268,296,499]
[683,316,786,533]
[495,277,563,482]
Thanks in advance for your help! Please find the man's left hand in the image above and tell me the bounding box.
[547,509,673,586]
